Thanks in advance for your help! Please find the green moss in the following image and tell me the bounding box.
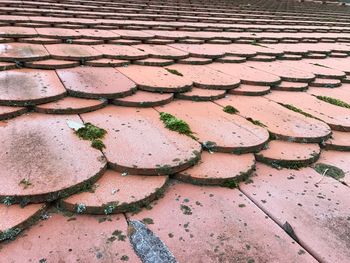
[280,104,314,118]
[316,96,350,109]
[314,163,345,180]
[75,203,87,214]
[76,123,107,140]
[250,39,258,45]
[159,112,196,139]
[104,202,117,215]
[3,196,15,206]
[246,118,267,127]
[223,105,239,114]
[91,139,106,150]
[0,228,21,241]
[165,68,183,76]
[221,180,238,189]
[75,123,107,151]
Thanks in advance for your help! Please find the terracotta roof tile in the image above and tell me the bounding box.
[175,151,255,185]
[112,90,173,107]
[217,95,331,142]
[0,69,66,106]
[45,44,103,61]
[131,182,316,262]
[118,65,192,92]
[158,100,269,153]
[2,0,350,261]
[80,106,202,175]
[0,212,141,262]
[0,43,50,62]
[241,164,350,262]
[56,67,136,99]
[61,170,168,214]
[0,114,106,203]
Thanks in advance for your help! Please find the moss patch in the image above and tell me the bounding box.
[316,96,350,109]
[314,163,345,180]
[246,118,267,127]
[280,103,315,118]
[165,68,183,76]
[221,180,238,189]
[223,105,239,114]
[75,123,107,150]
[159,112,196,139]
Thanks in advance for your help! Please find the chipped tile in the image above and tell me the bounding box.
[241,164,350,262]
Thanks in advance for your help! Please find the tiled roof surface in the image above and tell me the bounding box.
[0,0,350,262]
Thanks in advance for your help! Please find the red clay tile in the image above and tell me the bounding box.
[145,39,176,45]
[175,151,255,185]
[247,61,316,82]
[215,55,246,63]
[0,105,27,120]
[305,53,328,59]
[131,182,316,263]
[157,100,269,153]
[76,29,120,40]
[0,43,50,62]
[178,39,205,44]
[217,95,331,143]
[241,164,350,262]
[18,37,62,44]
[278,54,302,60]
[56,67,136,99]
[94,44,148,60]
[108,39,143,45]
[255,141,320,167]
[0,114,107,203]
[111,29,154,40]
[266,91,350,132]
[248,55,276,62]
[45,44,103,61]
[309,78,342,88]
[209,63,281,86]
[0,212,140,262]
[307,58,350,74]
[36,27,81,39]
[0,27,38,38]
[0,61,16,71]
[167,64,240,90]
[329,52,348,58]
[118,65,192,93]
[316,150,350,185]
[324,131,350,151]
[228,84,271,96]
[81,106,202,175]
[177,57,212,65]
[35,97,106,114]
[84,58,129,67]
[0,203,46,241]
[112,91,173,107]
[273,81,308,91]
[25,59,79,69]
[61,170,168,214]
[134,44,189,59]
[71,38,105,45]
[176,88,226,101]
[168,44,225,58]
[133,58,174,67]
[0,69,66,106]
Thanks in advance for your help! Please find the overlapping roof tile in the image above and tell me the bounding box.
[1,0,350,261]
